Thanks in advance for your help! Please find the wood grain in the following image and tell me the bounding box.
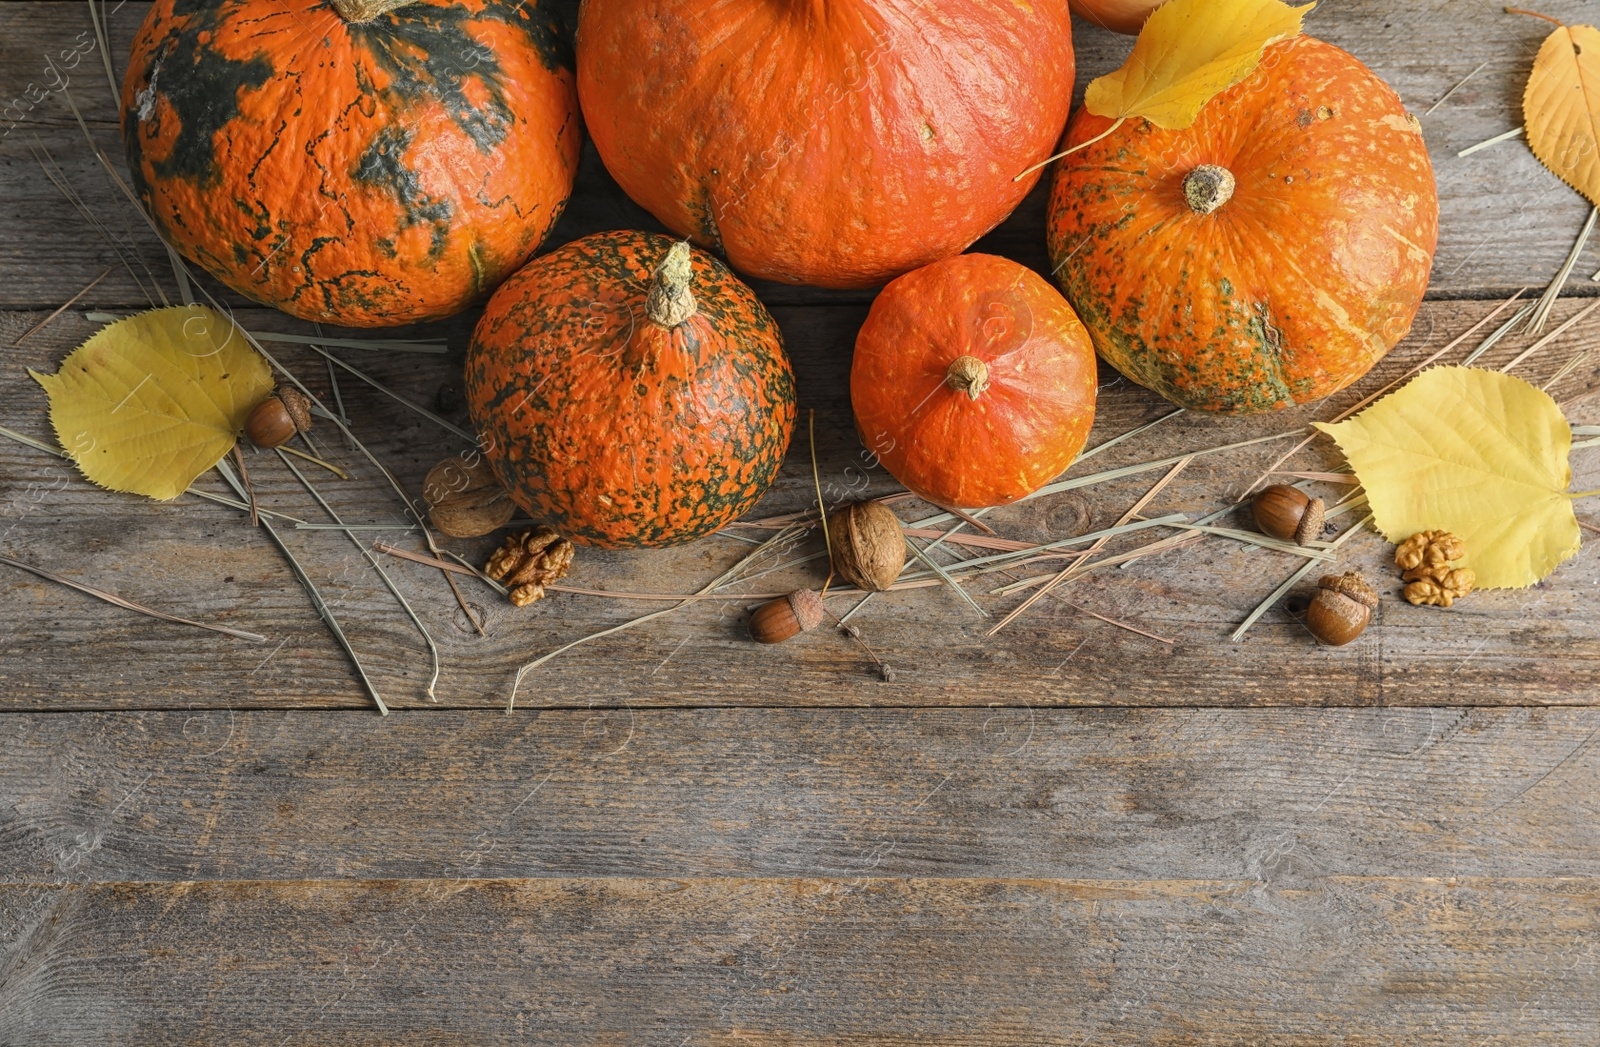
[1,708,1597,884]
[3,0,1600,309]
[4,3,1600,1040]
[2,875,1597,1044]
[7,296,1600,710]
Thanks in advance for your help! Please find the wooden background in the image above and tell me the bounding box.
[4,0,1600,1041]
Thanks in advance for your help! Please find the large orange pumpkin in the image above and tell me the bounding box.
[851,254,1098,509]
[466,231,797,548]
[575,0,1076,289]
[121,0,580,327]
[1046,36,1438,414]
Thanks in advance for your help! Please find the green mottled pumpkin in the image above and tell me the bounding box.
[465,231,797,548]
[121,0,580,327]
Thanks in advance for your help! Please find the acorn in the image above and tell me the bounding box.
[1304,571,1379,646]
[245,385,313,448]
[749,589,826,644]
[828,499,905,592]
[1251,483,1324,545]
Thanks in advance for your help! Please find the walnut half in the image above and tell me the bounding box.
[1396,530,1474,607]
[485,526,575,607]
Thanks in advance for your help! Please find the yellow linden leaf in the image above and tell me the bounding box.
[29,306,273,501]
[1522,19,1600,208]
[1085,0,1315,129]
[1313,366,1581,590]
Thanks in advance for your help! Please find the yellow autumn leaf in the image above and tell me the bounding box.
[1313,366,1583,590]
[1085,0,1314,129]
[29,306,273,501]
[1522,18,1600,208]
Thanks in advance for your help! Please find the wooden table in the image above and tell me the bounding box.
[4,0,1599,1041]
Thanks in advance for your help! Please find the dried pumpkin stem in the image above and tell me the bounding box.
[1183,165,1236,215]
[330,0,413,22]
[647,240,698,328]
[945,355,990,400]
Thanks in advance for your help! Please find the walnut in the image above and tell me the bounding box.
[485,526,574,607]
[1396,530,1474,607]
[1404,568,1475,608]
[424,456,514,539]
[1395,529,1465,571]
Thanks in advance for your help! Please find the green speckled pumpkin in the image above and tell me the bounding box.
[121,0,580,327]
[465,231,797,548]
[1046,35,1438,414]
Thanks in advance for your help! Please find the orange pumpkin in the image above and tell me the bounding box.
[121,0,580,327]
[1068,0,1161,34]
[465,231,797,548]
[851,254,1098,509]
[1046,36,1438,414]
[575,0,1076,289]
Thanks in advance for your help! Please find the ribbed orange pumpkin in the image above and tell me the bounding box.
[851,254,1098,509]
[576,0,1076,289]
[1046,36,1438,414]
[465,231,797,548]
[121,0,580,327]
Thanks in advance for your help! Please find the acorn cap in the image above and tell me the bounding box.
[1317,571,1378,608]
[276,385,313,433]
[1293,496,1325,545]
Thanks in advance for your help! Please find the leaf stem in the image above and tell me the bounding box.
[1504,7,1566,27]
[1013,117,1127,182]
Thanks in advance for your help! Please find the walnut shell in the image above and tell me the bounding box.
[828,500,905,592]
[424,456,515,538]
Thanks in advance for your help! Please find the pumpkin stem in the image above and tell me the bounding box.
[945,355,990,401]
[1183,164,1236,215]
[330,0,413,23]
[647,241,698,328]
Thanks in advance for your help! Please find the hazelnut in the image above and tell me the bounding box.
[1251,484,1325,545]
[749,589,826,644]
[423,456,515,538]
[245,385,313,448]
[1304,571,1379,646]
[828,499,905,591]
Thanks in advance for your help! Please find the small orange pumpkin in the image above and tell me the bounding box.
[851,254,1098,509]
[121,0,581,327]
[465,231,797,548]
[1046,35,1438,414]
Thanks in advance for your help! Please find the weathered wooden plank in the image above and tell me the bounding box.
[2,874,1596,1044]
[2,708,1597,884]
[2,0,1600,309]
[6,297,1600,709]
